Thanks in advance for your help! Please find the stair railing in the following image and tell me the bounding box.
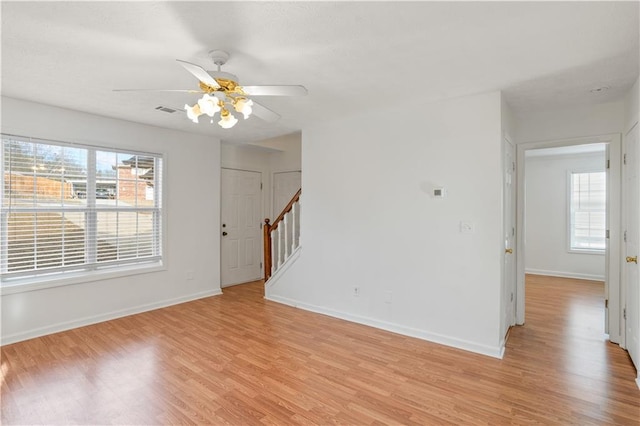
[263,188,301,280]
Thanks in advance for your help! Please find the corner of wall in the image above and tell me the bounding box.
[500,92,516,143]
[624,77,639,133]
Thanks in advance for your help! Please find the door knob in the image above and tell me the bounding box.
[627,256,638,264]
[222,232,228,236]
[505,248,513,254]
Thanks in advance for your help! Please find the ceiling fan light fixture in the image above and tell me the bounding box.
[197,94,221,117]
[218,108,238,129]
[184,103,202,123]
[156,50,306,129]
[234,98,254,119]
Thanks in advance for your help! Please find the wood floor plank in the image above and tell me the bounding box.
[2,275,639,424]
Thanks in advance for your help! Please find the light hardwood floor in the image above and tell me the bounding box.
[1,275,639,424]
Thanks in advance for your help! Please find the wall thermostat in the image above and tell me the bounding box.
[433,187,446,198]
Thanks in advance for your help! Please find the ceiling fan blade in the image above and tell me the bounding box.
[113,89,202,93]
[176,59,220,89]
[242,85,307,96]
[251,101,281,123]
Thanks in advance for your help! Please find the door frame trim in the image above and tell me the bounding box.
[502,136,517,346]
[621,121,639,356]
[515,133,622,344]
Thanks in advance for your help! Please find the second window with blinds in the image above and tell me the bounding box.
[568,170,606,253]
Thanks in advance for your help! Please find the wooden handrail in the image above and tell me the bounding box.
[264,188,301,280]
[271,188,302,230]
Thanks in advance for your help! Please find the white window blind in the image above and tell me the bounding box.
[1,135,163,280]
[569,171,605,252]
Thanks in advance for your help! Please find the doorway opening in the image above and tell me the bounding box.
[516,134,622,344]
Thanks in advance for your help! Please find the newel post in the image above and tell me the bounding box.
[263,218,272,280]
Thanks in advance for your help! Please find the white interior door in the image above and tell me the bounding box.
[624,123,639,368]
[273,171,301,217]
[221,168,262,287]
[503,138,517,338]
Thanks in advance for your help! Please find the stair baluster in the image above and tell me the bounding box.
[263,188,301,281]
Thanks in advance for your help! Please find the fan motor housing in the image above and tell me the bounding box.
[209,71,240,85]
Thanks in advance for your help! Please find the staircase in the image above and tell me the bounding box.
[263,189,301,281]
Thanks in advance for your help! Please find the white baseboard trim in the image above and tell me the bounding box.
[265,294,503,359]
[636,375,640,390]
[525,268,605,281]
[1,288,223,346]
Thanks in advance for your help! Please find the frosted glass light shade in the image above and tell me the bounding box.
[218,110,238,129]
[234,98,254,119]
[185,103,202,123]
[198,94,221,117]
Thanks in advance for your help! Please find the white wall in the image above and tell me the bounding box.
[221,132,302,220]
[515,100,625,144]
[1,97,221,345]
[221,143,272,171]
[266,133,301,217]
[254,132,302,217]
[525,152,606,280]
[252,131,302,174]
[501,95,516,143]
[266,91,505,357]
[624,78,639,133]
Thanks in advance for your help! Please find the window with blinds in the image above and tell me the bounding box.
[1,135,163,281]
[569,171,606,252]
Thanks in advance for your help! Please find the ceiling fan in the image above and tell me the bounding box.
[115,50,307,129]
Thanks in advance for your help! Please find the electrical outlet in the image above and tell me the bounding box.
[384,291,392,304]
[353,287,360,297]
[186,270,194,280]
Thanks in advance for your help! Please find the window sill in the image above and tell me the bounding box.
[567,249,605,256]
[0,262,165,296]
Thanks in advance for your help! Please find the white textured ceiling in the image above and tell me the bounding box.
[1,1,638,144]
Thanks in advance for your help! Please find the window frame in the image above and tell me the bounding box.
[566,169,606,255]
[1,134,166,292]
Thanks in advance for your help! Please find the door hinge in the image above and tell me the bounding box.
[512,162,516,171]
[260,262,263,269]
[605,299,608,309]
[606,229,610,239]
[624,230,627,243]
[606,159,610,169]
[260,182,263,190]
[623,308,627,320]
[623,154,627,165]
[512,227,515,236]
